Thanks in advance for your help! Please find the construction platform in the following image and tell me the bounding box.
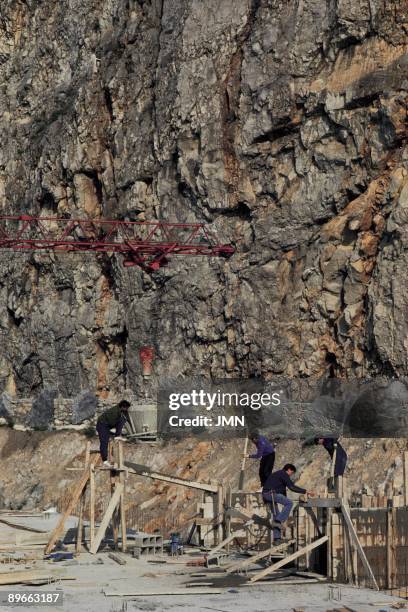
[0,440,406,610]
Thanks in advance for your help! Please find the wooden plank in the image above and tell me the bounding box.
[85,441,91,466]
[331,446,337,479]
[90,464,95,550]
[77,446,90,554]
[108,552,127,565]
[304,508,311,570]
[340,502,379,590]
[387,507,397,590]
[304,506,322,536]
[249,536,328,583]
[241,579,321,587]
[225,505,271,529]
[224,486,232,551]
[118,441,127,553]
[300,498,341,508]
[44,458,100,555]
[75,490,85,554]
[238,437,248,491]
[225,539,295,573]
[215,484,224,545]
[110,473,119,550]
[0,518,47,534]
[125,461,219,493]
[127,412,137,435]
[404,451,408,506]
[103,588,222,597]
[343,515,353,584]
[0,570,72,585]
[330,511,339,582]
[208,529,246,557]
[109,441,119,551]
[294,570,326,581]
[224,507,251,521]
[90,483,123,554]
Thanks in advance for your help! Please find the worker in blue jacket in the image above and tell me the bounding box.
[315,437,347,477]
[263,464,314,543]
[245,432,275,486]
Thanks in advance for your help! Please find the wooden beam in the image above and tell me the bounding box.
[125,461,219,493]
[76,441,90,555]
[207,529,246,558]
[110,443,119,551]
[103,588,222,597]
[238,437,248,491]
[386,507,397,591]
[225,486,232,552]
[300,498,341,508]
[304,506,322,536]
[330,446,337,478]
[241,578,321,586]
[215,484,224,545]
[0,518,47,533]
[249,536,328,583]
[108,552,127,565]
[89,483,123,554]
[75,489,85,554]
[403,451,408,506]
[89,464,95,550]
[127,411,137,435]
[44,458,100,555]
[0,571,75,586]
[85,441,91,466]
[118,441,127,553]
[225,505,271,529]
[340,502,379,590]
[225,539,295,573]
[225,507,252,521]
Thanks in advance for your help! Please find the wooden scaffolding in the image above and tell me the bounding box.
[46,442,408,592]
[45,439,128,556]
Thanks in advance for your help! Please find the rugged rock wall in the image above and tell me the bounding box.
[0,1,406,400]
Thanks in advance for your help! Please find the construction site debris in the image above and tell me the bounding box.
[0,570,75,585]
[103,587,223,597]
[108,552,127,565]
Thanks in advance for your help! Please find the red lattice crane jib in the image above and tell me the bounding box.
[0,215,235,272]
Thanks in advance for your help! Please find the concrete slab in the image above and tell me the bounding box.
[0,552,404,612]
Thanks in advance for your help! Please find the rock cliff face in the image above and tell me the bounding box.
[0,1,406,400]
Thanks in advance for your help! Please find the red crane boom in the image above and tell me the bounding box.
[0,215,234,271]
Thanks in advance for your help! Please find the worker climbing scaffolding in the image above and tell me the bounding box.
[96,399,131,466]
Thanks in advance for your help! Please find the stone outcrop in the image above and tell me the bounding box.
[0,1,406,401]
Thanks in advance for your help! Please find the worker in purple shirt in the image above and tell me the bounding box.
[245,432,275,486]
[263,464,315,543]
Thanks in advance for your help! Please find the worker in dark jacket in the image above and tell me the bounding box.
[263,464,313,542]
[315,437,347,477]
[96,400,131,466]
[246,432,275,486]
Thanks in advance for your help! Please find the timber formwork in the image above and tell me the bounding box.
[49,444,408,592]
